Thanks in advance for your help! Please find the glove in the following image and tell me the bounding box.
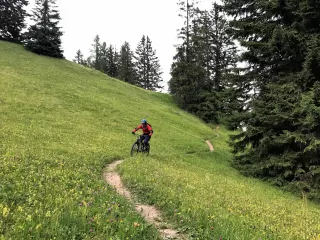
[132,132,135,135]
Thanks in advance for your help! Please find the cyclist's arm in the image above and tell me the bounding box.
[132,124,142,133]
[148,125,153,136]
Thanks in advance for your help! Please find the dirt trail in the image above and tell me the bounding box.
[104,160,184,239]
[206,140,214,151]
[103,141,213,239]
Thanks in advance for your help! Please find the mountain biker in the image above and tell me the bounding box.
[132,119,153,148]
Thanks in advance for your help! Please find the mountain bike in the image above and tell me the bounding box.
[131,134,150,156]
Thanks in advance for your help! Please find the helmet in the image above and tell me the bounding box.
[141,119,147,124]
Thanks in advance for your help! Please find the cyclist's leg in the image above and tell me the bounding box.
[139,135,145,142]
[144,135,151,146]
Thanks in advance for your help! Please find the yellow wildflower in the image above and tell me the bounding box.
[36,224,42,230]
[134,222,140,228]
[2,207,9,217]
[46,211,51,217]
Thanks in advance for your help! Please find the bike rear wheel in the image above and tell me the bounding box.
[143,145,150,156]
[146,145,150,156]
[131,142,139,156]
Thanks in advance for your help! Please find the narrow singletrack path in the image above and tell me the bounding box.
[104,160,185,239]
[206,140,214,151]
[103,142,213,238]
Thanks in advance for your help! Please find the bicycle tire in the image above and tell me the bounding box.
[131,142,139,156]
[143,145,150,156]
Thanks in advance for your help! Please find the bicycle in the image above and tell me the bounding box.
[131,134,150,156]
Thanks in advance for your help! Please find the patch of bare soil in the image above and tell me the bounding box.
[104,160,185,239]
[206,140,214,152]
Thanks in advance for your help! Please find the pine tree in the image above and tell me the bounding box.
[0,0,29,43]
[196,3,239,123]
[118,41,137,84]
[85,56,92,68]
[135,35,163,91]
[73,49,84,65]
[170,1,238,122]
[90,35,102,70]
[224,0,320,198]
[210,3,238,91]
[106,45,118,77]
[169,0,203,109]
[222,69,253,130]
[100,41,108,73]
[24,0,63,58]
[97,42,119,77]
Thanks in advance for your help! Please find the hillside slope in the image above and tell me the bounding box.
[0,41,214,239]
[1,41,320,240]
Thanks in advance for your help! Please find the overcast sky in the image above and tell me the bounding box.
[28,0,216,91]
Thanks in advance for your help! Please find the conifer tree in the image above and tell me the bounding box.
[73,49,84,65]
[85,56,92,68]
[222,69,253,130]
[224,0,320,197]
[170,1,238,122]
[24,0,63,58]
[118,41,137,84]
[100,41,108,73]
[106,45,118,77]
[196,3,238,122]
[135,35,163,91]
[0,0,29,43]
[169,0,201,109]
[90,35,102,70]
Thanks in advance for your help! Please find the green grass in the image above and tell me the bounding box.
[120,126,320,239]
[1,41,320,240]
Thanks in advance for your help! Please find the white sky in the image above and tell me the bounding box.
[28,0,216,91]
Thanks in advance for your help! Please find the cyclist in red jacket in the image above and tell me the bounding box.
[132,119,153,148]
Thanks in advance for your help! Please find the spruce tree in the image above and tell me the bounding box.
[118,41,137,84]
[73,49,84,65]
[24,0,63,58]
[0,0,29,43]
[135,35,163,91]
[169,0,201,109]
[196,3,238,123]
[100,41,108,73]
[170,1,238,122]
[224,0,320,198]
[222,69,253,130]
[90,35,102,70]
[106,45,118,77]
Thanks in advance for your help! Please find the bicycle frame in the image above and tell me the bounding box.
[131,134,150,156]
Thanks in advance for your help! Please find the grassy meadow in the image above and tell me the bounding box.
[1,41,320,239]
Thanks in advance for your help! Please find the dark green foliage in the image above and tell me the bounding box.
[24,0,63,58]
[90,35,102,70]
[77,35,161,90]
[118,41,137,84]
[170,1,238,123]
[73,49,85,65]
[135,35,163,91]
[88,37,119,78]
[224,0,320,199]
[223,68,254,130]
[195,91,222,123]
[0,0,29,43]
[170,51,206,110]
[169,0,200,109]
[105,45,118,77]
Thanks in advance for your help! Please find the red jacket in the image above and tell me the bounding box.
[133,123,153,136]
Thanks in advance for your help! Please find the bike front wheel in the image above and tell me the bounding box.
[131,142,139,156]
